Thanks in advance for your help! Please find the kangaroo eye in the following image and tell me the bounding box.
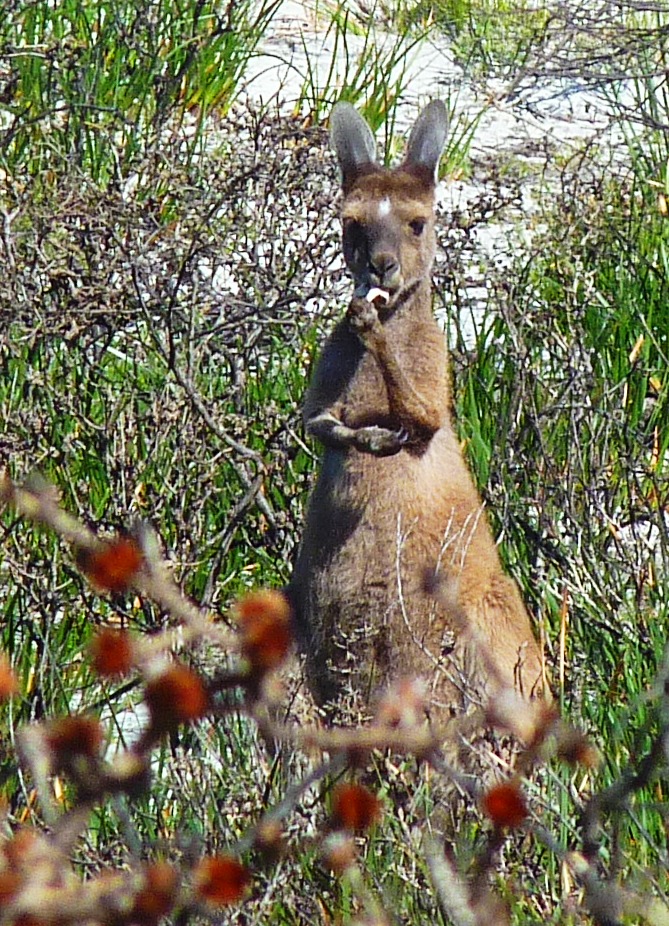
[343,219,367,266]
[409,218,426,236]
[343,218,366,243]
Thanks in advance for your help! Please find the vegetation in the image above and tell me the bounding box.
[2,1,669,924]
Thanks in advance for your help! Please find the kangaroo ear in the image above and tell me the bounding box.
[330,102,378,190]
[403,100,449,185]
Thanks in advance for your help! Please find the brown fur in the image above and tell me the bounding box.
[289,102,547,721]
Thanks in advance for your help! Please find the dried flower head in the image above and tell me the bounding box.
[193,855,251,906]
[45,716,103,769]
[77,535,143,594]
[109,752,152,798]
[253,819,286,863]
[0,652,19,701]
[235,590,292,675]
[481,781,528,829]
[144,665,209,734]
[331,783,382,833]
[322,832,357,875]
[485,687,559,745]
[131,861,179,925]
[90,628,134,678]
[375,677,428,729]
[556,725,601,769]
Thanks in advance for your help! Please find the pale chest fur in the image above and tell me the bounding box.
[306,309,491,564]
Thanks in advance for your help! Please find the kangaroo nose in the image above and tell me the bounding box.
[370,253,400,286]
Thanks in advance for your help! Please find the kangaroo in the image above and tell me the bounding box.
[289,101,546,723]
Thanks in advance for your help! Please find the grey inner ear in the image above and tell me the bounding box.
[404,100,449,181]
[330,102,377,178]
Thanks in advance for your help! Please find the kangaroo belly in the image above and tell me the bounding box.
[292,432,544,713]
[293,435,484,705]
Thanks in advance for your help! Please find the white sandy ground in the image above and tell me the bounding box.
[238,1,634,343]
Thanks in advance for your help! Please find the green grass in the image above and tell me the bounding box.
[295,0,424,144]
[450,117,669,916]
[1,321,305,597]
[397,0,552,75]
[1,0,280,183]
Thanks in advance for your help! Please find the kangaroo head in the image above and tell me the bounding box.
[330,101,448,304]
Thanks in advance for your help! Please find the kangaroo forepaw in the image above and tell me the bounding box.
[347,297,381,337]
[353,424,406,456]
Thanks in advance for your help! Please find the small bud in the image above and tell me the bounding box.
[131,861,179,925]
[235,590,293,675]
[108,752,151,798]
[331,783,382,833]
[485,687,558,745]
[375,677,428,729]
[77,535,143,594]
[481,781,528,829]
[90,628,134,678]
[556,725,601,769]
[253,819,286,862]
[322,832,357,875]
[193,855,251,905]
[144,665,209,734]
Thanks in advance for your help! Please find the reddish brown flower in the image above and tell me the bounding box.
[0,870,22,902]
[235,590,292,674]
[131,861,179,925]
[90,628,134,678]
[556,726,601,769]
[193,855,251,905]
[77,536,143,594]
[481,781,528,829]
[322,832,357,875]
[45,715,103,767]
[331,783,382,833]
[0,652,18,700]
[144,665,209,734]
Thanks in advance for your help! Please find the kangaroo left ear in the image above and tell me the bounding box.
[403,100,449,185]
[330,102,378,192]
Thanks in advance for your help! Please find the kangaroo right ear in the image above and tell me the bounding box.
[330,102,377,190]
[403,100,449,185]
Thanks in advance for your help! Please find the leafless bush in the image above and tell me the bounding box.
[2,471,669,925]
